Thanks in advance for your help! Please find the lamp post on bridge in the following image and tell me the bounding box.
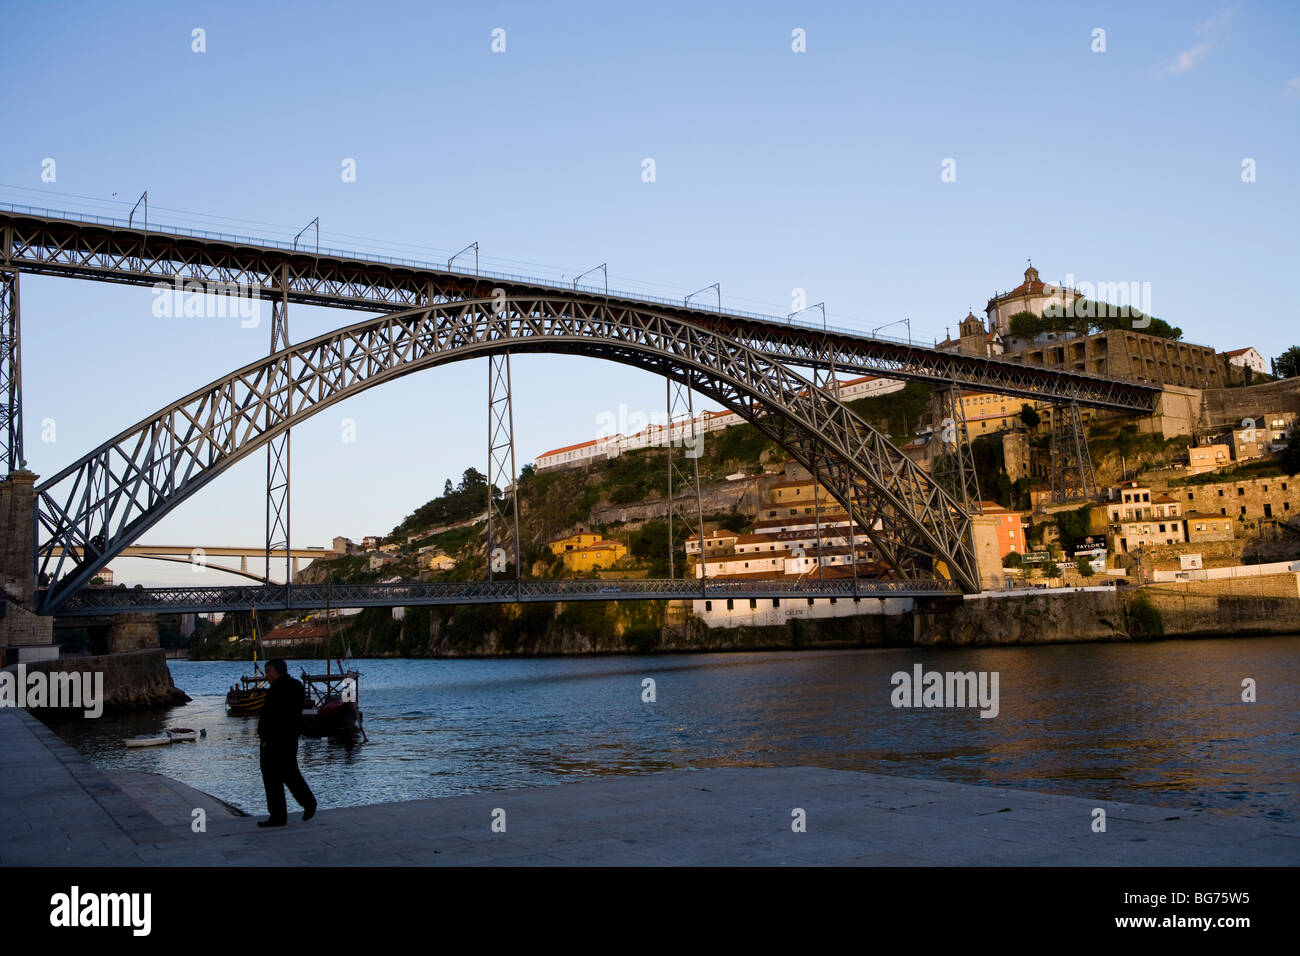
[684,283,720,313]
[872,317,911,344]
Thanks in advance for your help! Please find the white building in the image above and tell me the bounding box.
[1222,347,1266,375]
[534,376,904,472]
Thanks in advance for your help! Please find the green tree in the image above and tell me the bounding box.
[1274,345,1300,379]
[1002,551,1023,569]
[1074,556,1095,578]
[1018,404,1041,429]
[1280,422,1300,475]
[1040,559,1061,581]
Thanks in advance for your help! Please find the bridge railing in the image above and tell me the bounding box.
[47,576,958,615]
[0,201,913,342]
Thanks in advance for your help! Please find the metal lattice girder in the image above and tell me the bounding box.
[0,265,21,471]
[265,276,290,584]
[1049,399,1097,503]
[0,208,1159,413]
[665,378,706,580]
[486,352,521,584]
[931,384,982,515]
[31,296,980,613]
[48,574,960,616]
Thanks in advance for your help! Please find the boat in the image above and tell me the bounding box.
[225,608,270,715]
[225,599,366,741]
[124,733,171,748]
[166,727,199,742]
[298,658,363,738]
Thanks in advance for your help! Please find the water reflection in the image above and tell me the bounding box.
[42,636,1300,821]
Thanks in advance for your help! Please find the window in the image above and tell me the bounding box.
[1240,506,1246,515]
[749,599,757,609]
[830,597,837,605]
[1218,490,1224,496]
[807,597,815,606]
[1187,493,1194,501]
[705,601,712,612]
[726,599,734,610]
[1159,524,1166,533]
[1238,488,1245,496]
[773,599,780,608]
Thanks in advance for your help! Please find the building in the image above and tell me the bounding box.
[549,532,603,555]
[332,536,355,555]
[1106,483,1185,553]
[360,536,380,550]
[1009,328,1224,389]
[985,264,1083,338]
[970,502,1030,589]
[261,622,331,651]
[1184,513,1235,543]
[1187,443,1231,475]
[88,568,115,586]
[1175,475,1297,523]
[1222,347,1267,375]
[1230,414,1296,461]
[425,552,456,571]
[553,538,628,572]
[533,376,904,473]
[959,392,1044,436]
[368,553,398,571]
[936,311,1004,357]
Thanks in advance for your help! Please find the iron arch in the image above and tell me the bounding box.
[34,297,978,612]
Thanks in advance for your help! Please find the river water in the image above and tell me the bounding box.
[48,636,1300,820]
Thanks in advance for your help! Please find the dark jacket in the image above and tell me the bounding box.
[257,674,304,745]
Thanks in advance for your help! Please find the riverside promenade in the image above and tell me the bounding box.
[2,707,1297,866]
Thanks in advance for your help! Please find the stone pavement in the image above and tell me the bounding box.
[2,707,1297,866]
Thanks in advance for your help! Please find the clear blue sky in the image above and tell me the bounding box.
[2,0,1297,585]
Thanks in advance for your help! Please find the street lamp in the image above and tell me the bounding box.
[685,283,720,312]
[573,263,608,295]
[872,317,911,343]
[449,242,479,274]
[788,302,826,331]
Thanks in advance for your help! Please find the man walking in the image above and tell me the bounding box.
[257,658,318,827]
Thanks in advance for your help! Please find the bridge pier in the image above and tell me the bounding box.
[0,470,54,660]
[89,613,159,654]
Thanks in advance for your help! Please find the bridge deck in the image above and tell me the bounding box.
[1,204,1159,412]
[48,577,953,616]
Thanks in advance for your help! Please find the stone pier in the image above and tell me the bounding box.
[0,470,53,661]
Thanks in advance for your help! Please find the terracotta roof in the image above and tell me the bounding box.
[537,438,605,458]
[1152,494,1179,503]
[1222,347,1255,357]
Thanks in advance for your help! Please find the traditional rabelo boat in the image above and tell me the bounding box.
[225,604,365,740]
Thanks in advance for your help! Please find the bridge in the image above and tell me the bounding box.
[52,576,957,617]
[0,202,1161,620]
[61,544,329,584]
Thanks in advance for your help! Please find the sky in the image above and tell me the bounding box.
[2,0,1297,586]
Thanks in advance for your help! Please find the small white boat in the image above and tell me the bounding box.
[124,734,171,748]
[166,728,199,742]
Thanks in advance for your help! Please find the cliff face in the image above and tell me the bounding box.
[914,591,1130,646]
[298,589,1298,659]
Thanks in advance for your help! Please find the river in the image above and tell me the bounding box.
[47,636,1300,821]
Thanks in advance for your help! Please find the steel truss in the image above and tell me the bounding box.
[0,209,1159,413]
[1049,399,1097,502]
[266,269,290,584]
[32,297,980,613]
[0,265,20,472]
[486,352,521,590]
[932,384,982,515]
[665,378,706,583]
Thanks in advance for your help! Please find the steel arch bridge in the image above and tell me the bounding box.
[34,295,979,614]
